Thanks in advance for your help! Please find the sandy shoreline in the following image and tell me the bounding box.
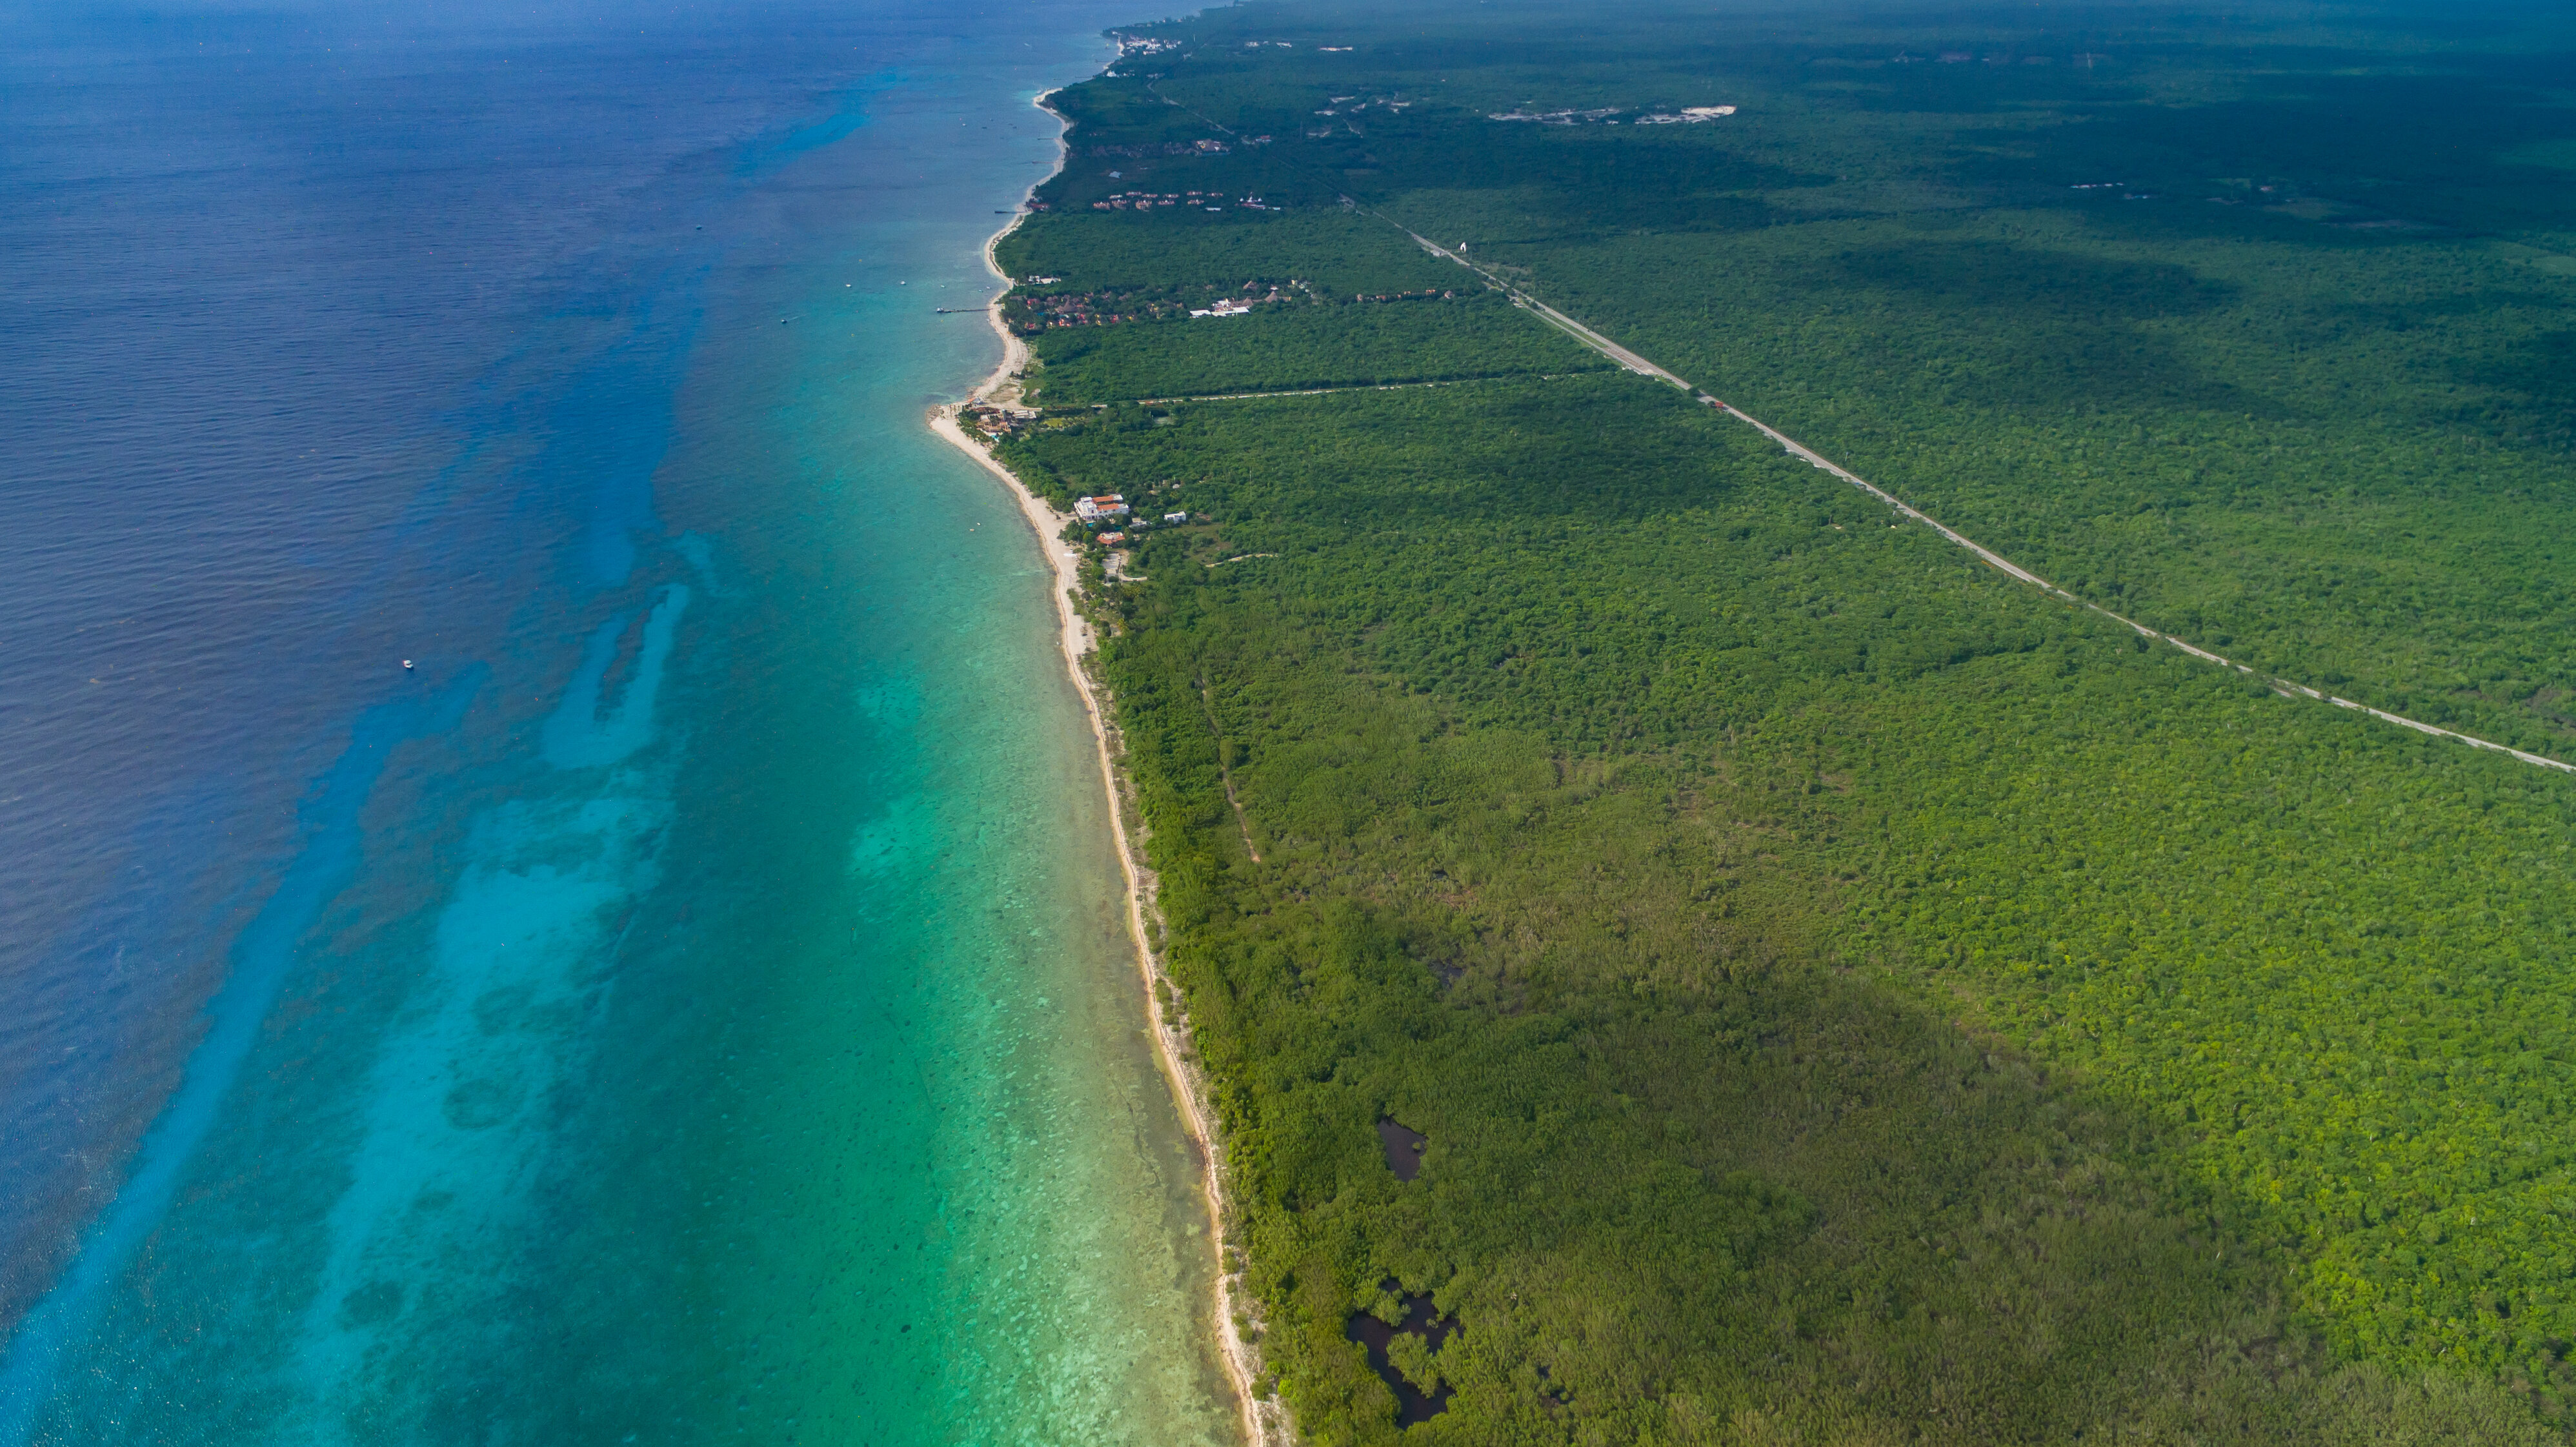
[926,89,1285,1447]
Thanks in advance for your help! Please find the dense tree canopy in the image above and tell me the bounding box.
[987,3,2576,1440]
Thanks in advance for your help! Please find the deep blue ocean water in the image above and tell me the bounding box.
[0,3,1238,1440]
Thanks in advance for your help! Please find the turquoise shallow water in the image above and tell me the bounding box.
[0,4,1236,1441]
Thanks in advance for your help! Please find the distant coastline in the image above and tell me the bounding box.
[927,85,1284,1447]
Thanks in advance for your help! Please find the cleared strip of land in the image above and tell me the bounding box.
[1131,372,1575,405]
[1393,227,2576,776]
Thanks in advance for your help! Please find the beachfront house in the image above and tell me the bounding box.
[1075,494,1131,525]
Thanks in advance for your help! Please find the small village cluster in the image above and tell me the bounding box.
[1634,105,1738,124]
[1091,189,1278,212]
[1192,280,1298,317]
[1313,94,1411,117]
[1002,279,1305,333]
[1088,138,1236,159]
[1008,287,1187,330]
[960,402,1041,441]
[1074,492,1192,549]
[1485,104,1735,125]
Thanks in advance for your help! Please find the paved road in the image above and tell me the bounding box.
[1397,228,2576,776]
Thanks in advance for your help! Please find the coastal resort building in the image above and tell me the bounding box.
[962,403,1040,441]
[1075,494,1131,525]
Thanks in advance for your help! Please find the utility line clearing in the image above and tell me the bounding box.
[1391,225,2575,777]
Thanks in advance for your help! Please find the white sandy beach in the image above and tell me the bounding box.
[926,90,1285,1447]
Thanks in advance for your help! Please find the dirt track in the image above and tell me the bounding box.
[1396,227,2576,776]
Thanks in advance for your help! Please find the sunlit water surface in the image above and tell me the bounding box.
[0,3,1236,1441]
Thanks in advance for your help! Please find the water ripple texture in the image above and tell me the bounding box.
[0,4,1236,1442]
